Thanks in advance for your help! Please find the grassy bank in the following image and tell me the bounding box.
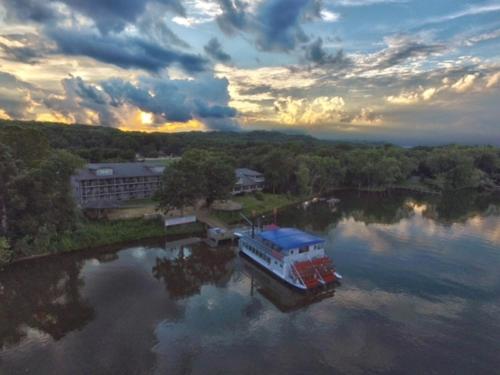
[52,219,204,253]
[212,193,304,224]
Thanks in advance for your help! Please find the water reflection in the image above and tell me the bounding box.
[241,255,336,312]
[0,257,94,350]
[152,245,235,299]
[0,191,499,374]
[274,190,500,232]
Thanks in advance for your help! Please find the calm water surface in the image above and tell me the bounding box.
[1,191,500,374]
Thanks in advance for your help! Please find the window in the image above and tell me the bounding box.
[96,168,113,176]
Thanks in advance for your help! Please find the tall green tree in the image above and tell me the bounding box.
[261,149,296,193]
[157,150,235,212]
[0,144,17,237]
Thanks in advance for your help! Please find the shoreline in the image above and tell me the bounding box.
[3,219,205,267]
[3,188,496,268]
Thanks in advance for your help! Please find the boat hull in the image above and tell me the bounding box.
[239,248,309,291]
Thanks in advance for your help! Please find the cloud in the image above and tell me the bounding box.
[423,3,500,25]
[172,0,224,27]
[386,87,438,105]
[101,74,238,130]
[38,73,239,131]
[373,35,446,70]
[0,33,54,64]
[333,0,408,6]
[451,73,478,93]
[62,0,185,33]
[137,13,191,49]
[46,27,207,73]
[1,0,56,23]
[214,0,249,35]
[204,37,231,63]
[44,75,118,125]
[304,37,350,66]
[486,72,500,88]
[1,0,185,34]
[0,71,37,119]
[349,107,383,125]
[253,0,313,51]
[214,0,323,52]
[274,96,345,125]
[462,28,500,47]
[272,96,381,126]
[320,9,339,22]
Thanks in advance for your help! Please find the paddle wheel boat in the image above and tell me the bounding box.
[236,225,342,291]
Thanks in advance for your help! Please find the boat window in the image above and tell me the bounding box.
[299,246,308,253]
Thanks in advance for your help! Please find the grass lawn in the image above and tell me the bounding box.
[120,198,156,208]
[212,193,303,224]
[52,219,204,254]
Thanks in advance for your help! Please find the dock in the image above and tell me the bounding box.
[196,209,237,247]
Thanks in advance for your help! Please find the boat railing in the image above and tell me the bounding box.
[241,232,285,261]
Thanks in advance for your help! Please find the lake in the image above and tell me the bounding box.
[1,191,500,374]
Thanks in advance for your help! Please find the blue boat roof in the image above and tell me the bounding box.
[257,228,324,250]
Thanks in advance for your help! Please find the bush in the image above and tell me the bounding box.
[0,237,12,265]
[254,191,264,201]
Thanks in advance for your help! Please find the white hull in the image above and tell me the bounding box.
[240,246,307,290]
[237,227,339,291]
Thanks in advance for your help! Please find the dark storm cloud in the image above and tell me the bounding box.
[204,38,231,63]
[254,0,313,51]
[2,0,185,34]
[214,0,322,52]
[44,76,118,125]
[100,74,239,129]
[47,28,207,73]
[195,101,237,118]
[215,0,248,35]
[102,78,192,122]
[304,37,351,67]
[58,0,186,34]
[1,0,56,23]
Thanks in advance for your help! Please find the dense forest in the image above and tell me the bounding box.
[1,119,500,263]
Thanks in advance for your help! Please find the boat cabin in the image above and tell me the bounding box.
[256,228,325,259]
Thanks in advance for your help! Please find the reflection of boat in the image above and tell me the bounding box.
[236,225,341,291]
[241,255,337,312]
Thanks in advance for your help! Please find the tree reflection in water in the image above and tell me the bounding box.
[152,244,236,299]
[273,190,500,232]
[0,255,94,349]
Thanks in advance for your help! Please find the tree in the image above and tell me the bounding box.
[261,149,296,193]
[204,155,236,206]
[157,150,235,213]
[0,236,12,265]
[5,148,84,255]
[445,157,480,190]
[0,143,17,237]
[296,162,311,196]
[0,126,50,169]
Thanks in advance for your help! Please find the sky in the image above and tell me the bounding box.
[0,0,499,145]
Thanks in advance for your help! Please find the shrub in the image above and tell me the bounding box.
[254,191,264,201]
[0,237,12,265]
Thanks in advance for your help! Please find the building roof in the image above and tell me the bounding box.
[257,228,324,250]
[236,168,263,177]
[73,162,166,180]
[235,168,264,187]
